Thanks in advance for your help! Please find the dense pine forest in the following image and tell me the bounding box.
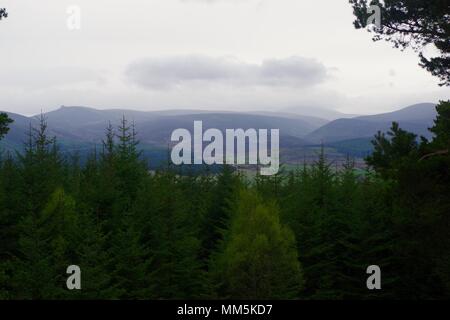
[0,101,449,300]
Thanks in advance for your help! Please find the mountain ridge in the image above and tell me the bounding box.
[306,103,437,143]
[0,103,439,163]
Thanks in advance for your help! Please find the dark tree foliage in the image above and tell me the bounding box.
[349,0,450,85]
[0,8,7,20]
[200,164,240,260]
[0,113,13,141]
[366,122,420,178]
[365,101,450,298]
[429,100,450,149]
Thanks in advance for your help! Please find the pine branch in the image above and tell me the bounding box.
[419,149,449,161]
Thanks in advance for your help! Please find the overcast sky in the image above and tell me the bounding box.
[0,0,448,116]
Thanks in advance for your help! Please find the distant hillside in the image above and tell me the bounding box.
[306,103,437,143]
[38,106,327,146]
[1,107,326,159]
[1,112,38,150]
[248,111,329,128]
[0,103,439,164]
[281,105,358,120]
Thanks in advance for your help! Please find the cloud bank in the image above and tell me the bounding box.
[125,55,329,90]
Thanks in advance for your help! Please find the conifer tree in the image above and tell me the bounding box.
[11,188,79,298]
[132,173,206,299]
[0,153,22,299]
[0,112,13,140]
[108,210,151,299]
[211,190,304,299]
[200,165,240,260]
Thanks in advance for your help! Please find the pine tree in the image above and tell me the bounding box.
[132,173,206,299]
[200,165,240,260]
[108,210,151,299]
[11,188,80,299]
[114,116,146,215]
[211,190,304,299]
[72,208,115,299]
[0,153,23,299]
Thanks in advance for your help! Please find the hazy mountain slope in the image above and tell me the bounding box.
[1,103,438,163]
[0,112,38,150]
[115,113,320,147]
[281,105,358,120]
[249,111,329,128]
[356,103,436,122]
[44,106,161,129]
[2,107,323,149]
[306,103,437,143]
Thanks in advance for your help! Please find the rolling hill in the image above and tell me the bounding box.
[306,103,437,144]
[0,103,439,165]
[281,105,358,120]
[0,106,327,166]
[39,106,327,147]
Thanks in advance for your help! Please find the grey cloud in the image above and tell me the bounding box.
[260,57,328,86]
[125,55,329,89]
